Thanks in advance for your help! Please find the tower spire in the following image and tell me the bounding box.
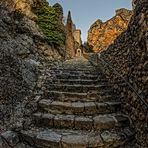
[66,11,73,30]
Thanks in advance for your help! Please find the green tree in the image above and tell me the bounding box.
[33,0,66,46]
[53,3,63,22]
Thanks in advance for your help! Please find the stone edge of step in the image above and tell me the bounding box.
[19,127,135,148]
[39,99,121,115]
[32,112,130,131]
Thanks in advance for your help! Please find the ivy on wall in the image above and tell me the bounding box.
[33,1,66,46]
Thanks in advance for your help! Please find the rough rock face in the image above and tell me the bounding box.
[0,0,37,20]
[87,8,132,52]
[0,0,64,132]
[65,11,82,58]
[132,0,138,9]
[87,0,148,147]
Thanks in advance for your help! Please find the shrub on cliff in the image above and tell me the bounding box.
[53,3,63,22]
[33,1,66,46]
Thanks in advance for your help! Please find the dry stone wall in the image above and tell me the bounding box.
[87,0,147,147]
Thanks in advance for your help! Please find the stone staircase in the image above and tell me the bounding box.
[19,58,135,148]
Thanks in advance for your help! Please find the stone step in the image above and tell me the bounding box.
[39,99,121,115]
[33,113,130,131]
[46,91,117,102]
[50,69,100,75]
[47,84,113,93]
[20,127,134,148]
[52,73,105,80]
[50,68,97,74]
[50,79,108,85]
[55,74,99,80]
[51,67,97,72]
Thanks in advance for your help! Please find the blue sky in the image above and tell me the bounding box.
[49,0,132,42]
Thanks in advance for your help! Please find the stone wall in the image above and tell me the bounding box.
[87,0,147,147]
[87,8,132,52]
[0,1,64,132]
[73,29,82,46]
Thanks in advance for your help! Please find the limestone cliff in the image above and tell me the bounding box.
[0,0,37,20]
[87,8,132,52]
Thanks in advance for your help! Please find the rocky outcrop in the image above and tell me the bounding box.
[87,0,148,147]
[0,0,37,20]
[87,8,132,52]
[65,11,82,58]
[0,0,65,132]
[132,0,138,9]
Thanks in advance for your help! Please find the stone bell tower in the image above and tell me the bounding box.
[65,11,82,58]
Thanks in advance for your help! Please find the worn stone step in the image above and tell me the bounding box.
[39,99,121,115]
[46,91,117,102]
[33,112,130,130]
[53,73,105,80]
[50,79,108,85]
[62,62,93,66]
[50,67,98,74]
[47,84,113,93]
[51,63,96,70]
[20,127,134,148]
[50,69,100,75]
[55,74,99,80]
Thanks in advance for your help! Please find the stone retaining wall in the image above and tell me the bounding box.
[87,0,148,147]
